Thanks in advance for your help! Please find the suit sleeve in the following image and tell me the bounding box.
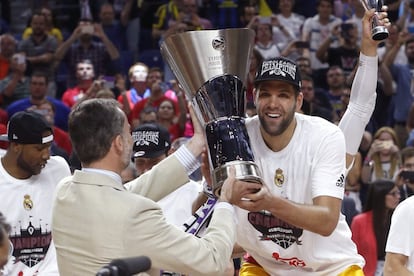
[125,154,189,201]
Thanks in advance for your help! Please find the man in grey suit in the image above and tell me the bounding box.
[51,98,262,275]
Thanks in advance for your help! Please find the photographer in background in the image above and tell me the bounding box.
[61,59,107,109]
[180,0,213,30]
[54,18,120,88]
[0,53,30,108]
[395,146,414,201]
[280,39,310,61]
[0,34,18,80]
[361,127,401,184]
[316,22,360,78]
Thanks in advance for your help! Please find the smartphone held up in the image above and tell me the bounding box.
[400,170,414,183]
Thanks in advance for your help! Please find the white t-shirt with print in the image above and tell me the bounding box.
[0,155,71,275]
[158,180,201,227]
[386,195,414,272]
[235,113,364,275]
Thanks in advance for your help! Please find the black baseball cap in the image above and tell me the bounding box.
[0,111,53,144]
[132,123,171,158]
[255,57,302,90]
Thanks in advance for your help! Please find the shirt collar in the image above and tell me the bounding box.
[82,168,122,184]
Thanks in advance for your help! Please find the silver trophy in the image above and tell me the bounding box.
[160,28,262,197]
[360,0,389,40]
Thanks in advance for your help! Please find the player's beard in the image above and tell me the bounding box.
[258,102,296,137]
[17,153,41,176]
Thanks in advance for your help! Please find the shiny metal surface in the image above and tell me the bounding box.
[212,160,263,197]
[160,28,254,99]
[161,28,262,197]
[360,0,389,41]
[371,25,388,41]
[194,75,245,124]
[205,116,254,168]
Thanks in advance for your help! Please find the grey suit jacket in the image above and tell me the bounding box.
[52,154,236,275]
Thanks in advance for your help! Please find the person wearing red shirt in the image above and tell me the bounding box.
[62,59,104,108]
[351,180,400,276]
[157,96,187,142]
[130,71,178,128]
[0,34,17,80]
[117,62,148,117]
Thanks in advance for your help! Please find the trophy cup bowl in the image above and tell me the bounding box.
[160,28,262,197]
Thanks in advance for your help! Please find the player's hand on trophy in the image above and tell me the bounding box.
[361,2,390,42]
[233,181,272,212]
[360,3,390,56]
[219,166,263,205]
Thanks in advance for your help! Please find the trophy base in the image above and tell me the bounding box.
[212,160,263,197]
[372,26,389,41]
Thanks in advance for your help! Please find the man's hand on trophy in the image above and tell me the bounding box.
[219,166,263,205]
[184,104,206,157]
[200,150,213,189]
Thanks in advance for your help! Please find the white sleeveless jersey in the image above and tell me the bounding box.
[236,113,364,275]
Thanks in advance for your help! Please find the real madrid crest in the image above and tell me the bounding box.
[23,194,33,210]
[274,168,284,187]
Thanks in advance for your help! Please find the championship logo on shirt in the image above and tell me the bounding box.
[248,211,303,249]
[9,219,51,268]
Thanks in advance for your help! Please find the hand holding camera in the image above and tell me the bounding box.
[399,170,414,183]
[379,140,393,150]
[259,16,271,24]
[294,41,309,48]
[13,53,25,65]
[370,139,394,153]
[81,25,94,35]
[11,53,26,75]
